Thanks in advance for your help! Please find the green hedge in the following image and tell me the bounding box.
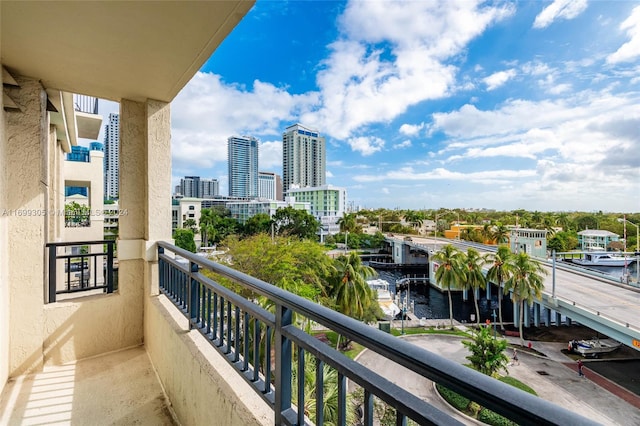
[435,384,470,411]
[478,409,518,426]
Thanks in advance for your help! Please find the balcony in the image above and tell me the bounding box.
[0,2,615,425]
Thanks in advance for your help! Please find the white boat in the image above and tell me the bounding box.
[568,338,622,357]
[367,279,401,320]
[572,252,632,267]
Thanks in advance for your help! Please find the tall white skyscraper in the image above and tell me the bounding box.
[104,113,120,199]
[228,135,259,198]
[282,124,325,193]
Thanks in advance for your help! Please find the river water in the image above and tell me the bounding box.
[372,259,639,323]
[373,268,514,324]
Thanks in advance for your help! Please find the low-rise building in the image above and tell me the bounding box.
[578,229,620,251]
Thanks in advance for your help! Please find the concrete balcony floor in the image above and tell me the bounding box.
[0,346,174,426]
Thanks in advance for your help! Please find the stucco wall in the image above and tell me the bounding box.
[5,75,48,376]
[0,62,10,393]
[146,296,272,426]
[43,285,143,366]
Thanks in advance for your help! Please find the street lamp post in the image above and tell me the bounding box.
[491,309,497,338]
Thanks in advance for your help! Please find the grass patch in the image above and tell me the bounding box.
[499,376,537,395]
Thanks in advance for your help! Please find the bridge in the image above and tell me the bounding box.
[383,235,640,352]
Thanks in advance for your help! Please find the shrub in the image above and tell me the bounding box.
[435,384,470,411]
[478,408,518,426]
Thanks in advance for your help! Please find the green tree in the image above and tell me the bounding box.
[337,213,360,234]
[433,245,464,329]
[492,223,510,245]
[224,234,333,302]
[485,246,514,331]
[503,252,547,346]
[330,252,378,349]
[273,206,320,240]
[173,228,196,253]
[199,208,216,247]
[64,201,90,226]
[183,218,198,233]
[461,248,487,325]
[242,213,272,236]
[292,353,356,426]
[462,325,509,377]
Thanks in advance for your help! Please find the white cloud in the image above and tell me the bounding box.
[326,170,334,178]
[607,6,640,64]
[171,72,315,170]
[533,0,588,29]
[354,166,536,183]
[381,187,390,194]
[302,0,514,139]
[393,140,412,149]
[259,140,282,170]
[347,136,385,156]
[483,69,516,90]
[399,123,424,136]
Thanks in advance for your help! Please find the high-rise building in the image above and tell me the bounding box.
[258,171,283,201]
[104,113,120,199]
[228,135,259,198]
[282,123,325,192]
[178,176,219,198]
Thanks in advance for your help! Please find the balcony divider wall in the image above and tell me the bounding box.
[0,61,9,395]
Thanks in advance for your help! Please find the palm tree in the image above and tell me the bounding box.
[433,245,464,329]
[485,246,514,331]
[481,223,493,244]
[461,248,487,325]
[199,208,216,246]
[503,252,547,346]
[331,252,377,348]
[492,223,510,245]
[292,353,356,425]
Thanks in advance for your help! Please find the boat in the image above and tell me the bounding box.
[572,252,632,267]
[367,279,401,320]
[568,338,622,357]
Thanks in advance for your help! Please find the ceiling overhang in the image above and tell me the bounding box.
[1,1,254,103]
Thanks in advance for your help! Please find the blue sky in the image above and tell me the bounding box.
[98,0,640,212]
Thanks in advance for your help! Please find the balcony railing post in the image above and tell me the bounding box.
[274,303,292,424]
[189,261,199,329]
[48,244,57,303]
[106,241,114,294]
[158,246,165,291]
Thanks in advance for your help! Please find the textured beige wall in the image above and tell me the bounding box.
[5,76,48,376]
[147,296,272,426]
[0,60,10,393]
[43,290,143,366]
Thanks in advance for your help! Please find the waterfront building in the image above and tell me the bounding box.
[282,124,325,192]
[228,135,259,198]
[510,227,548,258]
[578,230,620,251]
[104,113,120,200]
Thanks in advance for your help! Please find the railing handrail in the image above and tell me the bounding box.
[157,241,598,425]
[46,239,114,247]
[46,240,115,303]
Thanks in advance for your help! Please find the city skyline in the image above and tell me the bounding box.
[94,0,639,212]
